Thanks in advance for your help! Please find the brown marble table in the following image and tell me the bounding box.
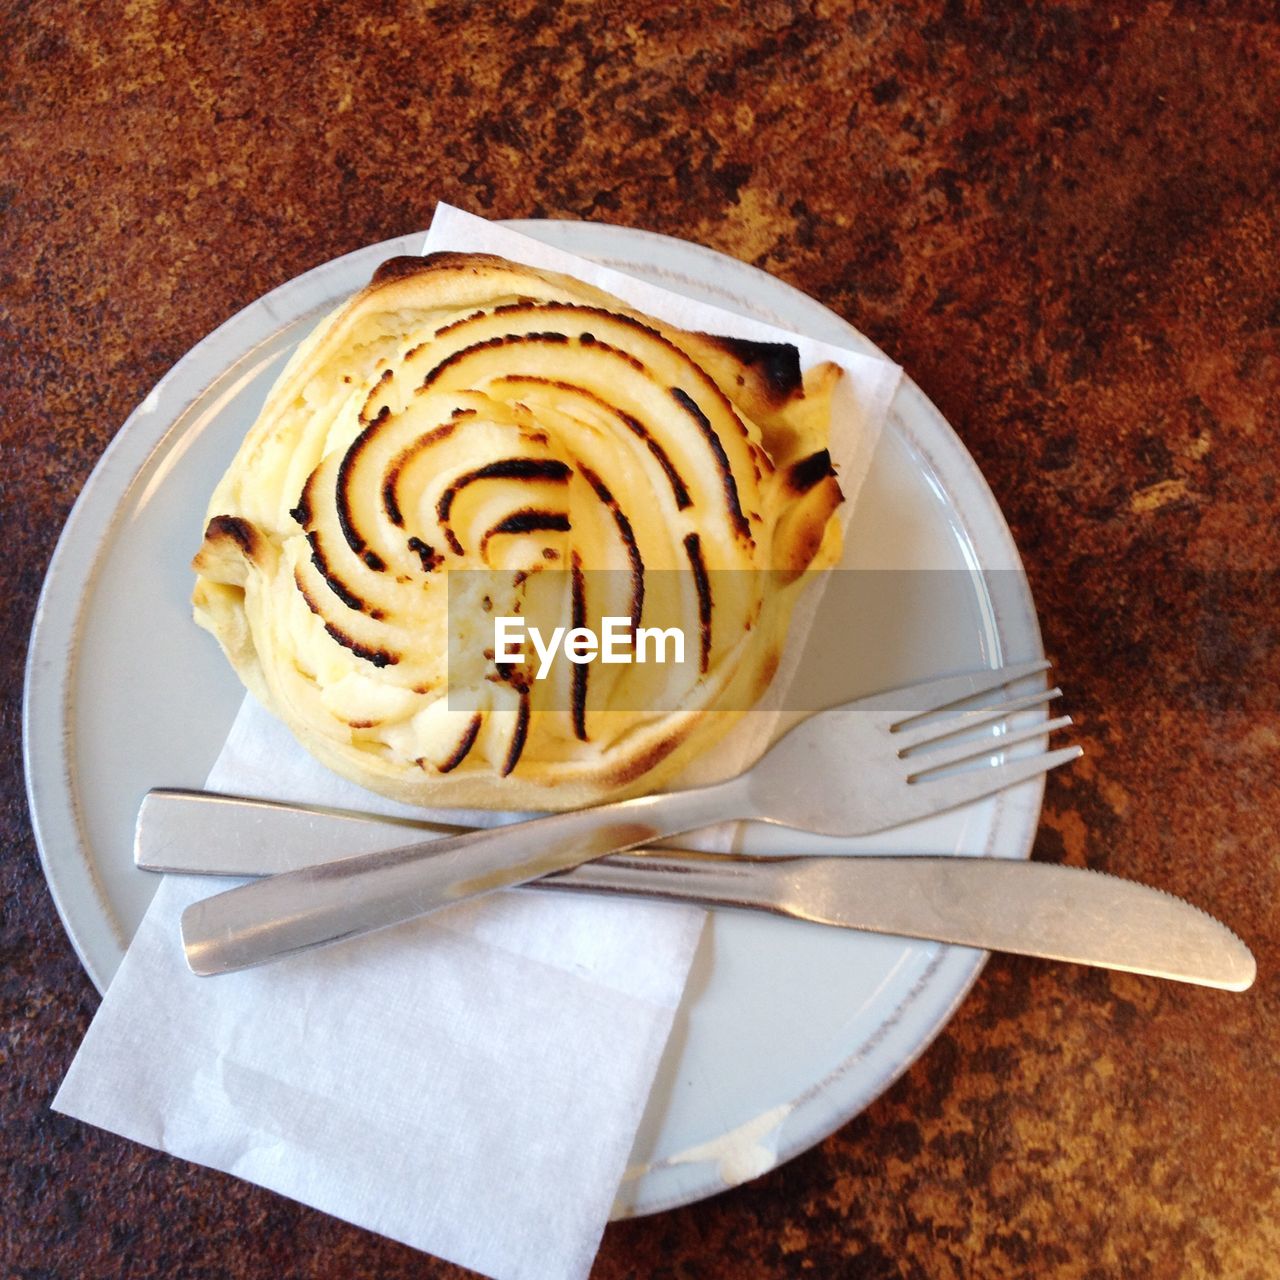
[3,3,1277,1277]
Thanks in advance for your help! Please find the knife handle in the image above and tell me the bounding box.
[176,779,744,976]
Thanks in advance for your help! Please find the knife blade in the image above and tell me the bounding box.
[136,790,1255,991]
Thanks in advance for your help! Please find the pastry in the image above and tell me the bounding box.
[192,252,845,809]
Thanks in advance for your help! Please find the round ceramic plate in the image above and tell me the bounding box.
[23,221,1044,1219]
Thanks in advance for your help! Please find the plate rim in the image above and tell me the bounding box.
[22,220,1044,1219]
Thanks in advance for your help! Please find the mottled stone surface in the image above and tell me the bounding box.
[2,2,1278,1277]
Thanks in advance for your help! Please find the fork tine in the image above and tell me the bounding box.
[910,743,1083,812]
[907,715,1074,778]
[895,687,1063,753]
[856,659,1052,721]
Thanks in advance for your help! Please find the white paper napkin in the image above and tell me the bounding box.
[54,207,902,1280]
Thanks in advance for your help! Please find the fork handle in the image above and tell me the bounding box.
[180,776,748,976]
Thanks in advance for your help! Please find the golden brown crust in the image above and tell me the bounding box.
[192,251,845,810]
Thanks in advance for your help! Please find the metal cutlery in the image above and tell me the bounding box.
[179,661,1080,975]
[140,789,1256,990]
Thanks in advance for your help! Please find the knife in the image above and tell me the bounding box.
[136,790,1255,991]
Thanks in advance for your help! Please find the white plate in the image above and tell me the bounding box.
[23,221,1044,1219]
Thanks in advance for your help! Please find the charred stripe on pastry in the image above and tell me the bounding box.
[292,468,322,528]
[370,254,440,285]
[622,409,694,510]
[412,316,755,518]
[381,480,404,529]
[415,325,644,399]
[493,374,693,511]
[430,308,489,342]
[571,551,589,742]
[695,333,803,402]
[435,458,572,556]
[304,530,373,615]
[479,509,572,557]
[600,730,691,789]
[491,298,556,316]
[444,525,468,559]
[461,301,668,357]
[326,629,397,669]
[787,448,837,494]
[296,460,387,614]
[578,464,645,629]
[456,303,758,449]
[683,531,712,674]
[502,690,531,777]
[670,387,752,540]
[294,569,398,667]
[409,300,758,458]
[335,407,390,556]
[419,332,575,391]
[407,536,443,573]
[437,713,483,773]
[203,515,261,560]
[382,420,459,527]
[358,368,394,423]
[561,331,644,371]
[436,458,572,522]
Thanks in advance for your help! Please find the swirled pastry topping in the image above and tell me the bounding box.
[193,252,845,809]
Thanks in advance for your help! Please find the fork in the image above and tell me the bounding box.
[181,659,1080,975]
